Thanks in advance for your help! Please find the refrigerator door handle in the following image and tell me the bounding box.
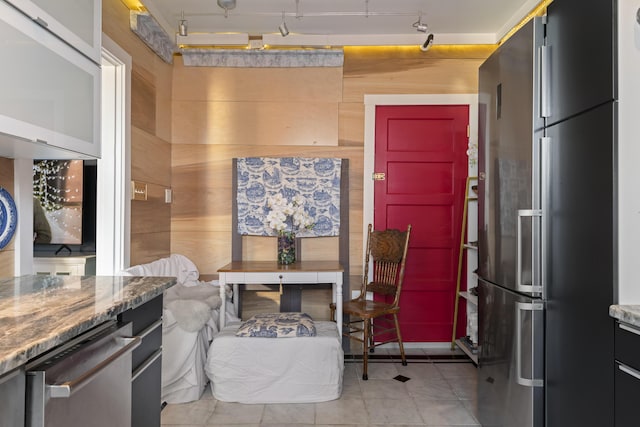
[539,45,551,118]
[516,301,544,388]
[517,209,543,294]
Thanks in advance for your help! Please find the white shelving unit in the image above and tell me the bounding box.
[33,255,96,276]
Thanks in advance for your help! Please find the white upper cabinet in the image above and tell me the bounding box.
[0,0,100,159]
[5,0,101,63]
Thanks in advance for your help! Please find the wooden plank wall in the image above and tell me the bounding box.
[170,44,495,284]
[102,0,174,266]
[0,158,14,276]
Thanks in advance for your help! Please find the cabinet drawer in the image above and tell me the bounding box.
[119,295,163,335]
[615,322,640,369]
[131,320,162,370]
[615,362,640,427]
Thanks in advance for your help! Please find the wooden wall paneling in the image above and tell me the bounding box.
[342,58,485,103]
[0,251,13,277]
[170,231,226,272]
[342,45,495,69]
[154,56,173,143]
[131,128,171,186]
[338,103,365,147]
[172,100,339,146]
[130,183,170,235]
[130,231,171,266]
[131,66,156,135]
[0,157,14,277]
[172,58,343,103]
[103,0,175,267]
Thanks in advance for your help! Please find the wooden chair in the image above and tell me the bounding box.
[335,223,412,380]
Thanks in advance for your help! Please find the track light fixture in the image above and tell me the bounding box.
[178,10,188,37]
[420,33,434,52]
[279,11,289,37]
[413,16,428,33]
[217,0,236,11]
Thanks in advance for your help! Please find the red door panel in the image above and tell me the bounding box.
[374,105,469,342]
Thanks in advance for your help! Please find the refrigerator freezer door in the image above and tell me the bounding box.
[477,17,545,295]
[478,278,543,427]
[545,0,615,126]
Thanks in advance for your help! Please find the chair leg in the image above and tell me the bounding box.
[362,318,370,380]
[393,314,407,366]
[368,320,375,353]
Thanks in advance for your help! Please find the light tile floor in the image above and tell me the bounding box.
[161,352,479,427]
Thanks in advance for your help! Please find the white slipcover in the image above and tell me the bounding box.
[206,321,343,404]
[121,254,239,404]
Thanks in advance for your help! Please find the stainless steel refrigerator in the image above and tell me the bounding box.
[477,10,616,427]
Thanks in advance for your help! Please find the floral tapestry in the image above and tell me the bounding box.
[236,157,342,237]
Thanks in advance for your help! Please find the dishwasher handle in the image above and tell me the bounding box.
[48,336,141,398]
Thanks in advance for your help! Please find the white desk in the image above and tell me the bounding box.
[217,260,344,335]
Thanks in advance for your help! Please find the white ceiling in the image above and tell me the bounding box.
[141,0,542,46]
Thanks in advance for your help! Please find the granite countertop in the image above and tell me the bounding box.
[609,305,640,329]
[0,275,175,376]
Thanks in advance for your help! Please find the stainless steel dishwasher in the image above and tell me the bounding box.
[25,321,140,427]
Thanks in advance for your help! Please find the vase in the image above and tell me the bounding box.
[277,232,296,265]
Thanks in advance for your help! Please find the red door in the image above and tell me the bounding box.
[374,105,469,342]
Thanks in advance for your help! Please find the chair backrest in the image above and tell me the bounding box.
[361,223,412,307]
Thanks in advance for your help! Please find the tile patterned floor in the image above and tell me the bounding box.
[161,356,479,426]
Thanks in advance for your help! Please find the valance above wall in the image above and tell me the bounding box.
[236,157,342,237]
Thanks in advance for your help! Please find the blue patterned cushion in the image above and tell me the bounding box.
[235,312,317,338]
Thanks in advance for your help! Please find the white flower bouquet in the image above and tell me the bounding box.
[264,194,314,236]
[265,194,314,264]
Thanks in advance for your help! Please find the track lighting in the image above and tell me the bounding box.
[420,33,434,52]
[413,16,428,33]
[279,11,289,37]
[178,10,187,37]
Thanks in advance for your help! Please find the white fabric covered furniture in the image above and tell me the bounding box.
[205,320,344,404]
[121,254,238,404]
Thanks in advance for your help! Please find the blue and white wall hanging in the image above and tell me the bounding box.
[236,157,342,237]
[0,187,18,250]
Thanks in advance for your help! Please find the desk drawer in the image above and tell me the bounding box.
[318,272,340,283]
[225,272,320,283]
[245,272,318,283]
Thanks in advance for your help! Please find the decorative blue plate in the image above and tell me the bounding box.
[0,187,18,250]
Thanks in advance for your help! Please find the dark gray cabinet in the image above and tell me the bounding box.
[614,321,640,427]
[0,367,25,427]
[119,295,164,427]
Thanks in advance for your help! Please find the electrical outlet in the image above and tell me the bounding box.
[131,181,147,201]
[165,188,172,203]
